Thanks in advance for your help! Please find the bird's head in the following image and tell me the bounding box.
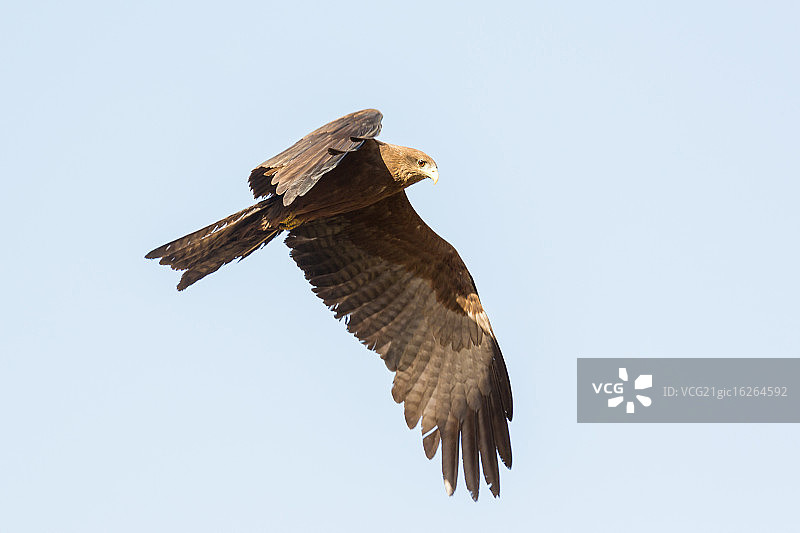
[381,144,439,186]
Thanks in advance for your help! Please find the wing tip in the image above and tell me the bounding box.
[500,452,512,469]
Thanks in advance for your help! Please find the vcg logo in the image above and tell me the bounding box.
[591,367,653,414]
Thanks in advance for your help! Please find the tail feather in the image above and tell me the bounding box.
[146,200,282,290]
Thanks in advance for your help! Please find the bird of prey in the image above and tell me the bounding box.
[145,109,512,500]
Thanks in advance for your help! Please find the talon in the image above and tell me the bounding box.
[280,214,302,230]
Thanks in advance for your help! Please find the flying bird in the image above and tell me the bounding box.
[145,109,512,500]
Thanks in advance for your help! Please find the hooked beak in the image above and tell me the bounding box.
[428,166,439,185]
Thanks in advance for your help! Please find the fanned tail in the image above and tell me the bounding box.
[145,199,282,290]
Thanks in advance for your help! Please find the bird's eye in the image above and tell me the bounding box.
[417,159,426,167]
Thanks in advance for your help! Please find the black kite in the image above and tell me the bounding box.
[146,109,512,499]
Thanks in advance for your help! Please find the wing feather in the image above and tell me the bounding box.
[441,414,460,496]
[461,412,480,501]
[423,429,440,460]
[249,109,382,205]
[285,191,512,498]
[478,395,501,497]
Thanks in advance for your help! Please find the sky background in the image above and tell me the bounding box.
[2,1,799,531]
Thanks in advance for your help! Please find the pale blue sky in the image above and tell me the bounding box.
[2,1,798,531]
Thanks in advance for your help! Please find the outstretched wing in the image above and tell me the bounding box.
[249,109,383,205]
[285,192,512,500]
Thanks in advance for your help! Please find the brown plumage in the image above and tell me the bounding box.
[145,109,512,500]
